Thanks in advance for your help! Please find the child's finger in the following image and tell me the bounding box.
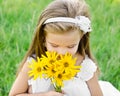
[61,90,65,94]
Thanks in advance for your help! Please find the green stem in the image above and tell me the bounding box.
[54,85,62,92]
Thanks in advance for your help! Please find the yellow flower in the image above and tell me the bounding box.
[59,53,81,77]
[59,53,76,67]
[41,51,59,77]
[28,57,44,80]
[41,51,58,66]
[45,63,56,78]
[28,51,81,92]
[53,70,68,87]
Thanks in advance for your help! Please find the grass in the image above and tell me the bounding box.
[86,0,120,89]
[0,0,120,95]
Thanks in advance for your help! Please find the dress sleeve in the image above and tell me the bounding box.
[77,55,97,81]
[26,56,34,86]
[26,56,53,93]
[26,55,35,64]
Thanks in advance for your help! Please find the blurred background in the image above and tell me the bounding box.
[0,0,120,95]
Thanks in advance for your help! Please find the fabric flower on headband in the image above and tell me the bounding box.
[75,16,92,33]
[44,16,92,34]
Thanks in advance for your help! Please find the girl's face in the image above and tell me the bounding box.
[45,30,83,56]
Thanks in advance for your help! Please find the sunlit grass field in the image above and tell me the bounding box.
[0,0,120,95]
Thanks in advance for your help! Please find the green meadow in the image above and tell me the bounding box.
[0,0,120,95]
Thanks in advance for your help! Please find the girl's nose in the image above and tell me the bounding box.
[57,48,67,55]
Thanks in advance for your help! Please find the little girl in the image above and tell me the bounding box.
[9,0,120,96]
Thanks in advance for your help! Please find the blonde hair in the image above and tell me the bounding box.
[17,0,95,74]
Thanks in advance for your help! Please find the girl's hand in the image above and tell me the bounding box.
[28,86,65,96]
[44,90,64,96]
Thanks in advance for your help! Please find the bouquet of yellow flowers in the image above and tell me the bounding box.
[28,51,81,92]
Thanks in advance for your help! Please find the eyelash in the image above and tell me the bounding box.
[51,44,59,47]
[67,45,75,48]
[51,45,75,48]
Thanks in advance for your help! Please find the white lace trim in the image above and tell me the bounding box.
[77,55,97,81]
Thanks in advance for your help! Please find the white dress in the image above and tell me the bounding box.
[27,55,120,96]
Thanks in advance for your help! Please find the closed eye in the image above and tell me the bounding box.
[50,43,59,47]
[67,44,76,48]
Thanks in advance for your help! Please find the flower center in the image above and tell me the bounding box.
[49,59,55,64]
[58,74,62,79]
[52,69,56,73]
[64,62,69,67]
[57,55,61,60]
[37,67,41,72]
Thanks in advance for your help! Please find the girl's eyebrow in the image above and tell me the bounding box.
[48,41,77,46]
[48,42,58,45]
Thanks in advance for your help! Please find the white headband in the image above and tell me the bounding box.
[44,16,92,34]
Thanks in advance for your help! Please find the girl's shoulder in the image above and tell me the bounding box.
[77,55,97,81]
[26,54,36,63]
